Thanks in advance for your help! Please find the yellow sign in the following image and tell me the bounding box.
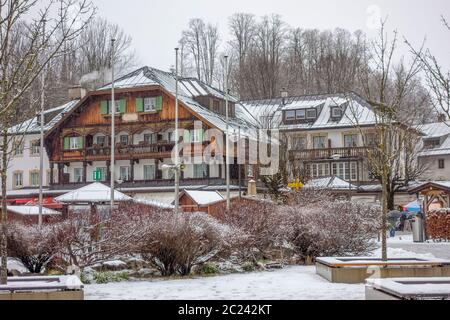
[288,179,304,190]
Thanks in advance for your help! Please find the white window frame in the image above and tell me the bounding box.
[74,168,83,183]
[70,137,81,150]
[191,129,202,143]
[96,136,106,147]
[30,171,40,187]
[143,165,156,180]
[344,134,358,148]
[31,140,40,156]
[193,163,207,179]
[143,97,157,112]
[143,133,156,144]
[119,135,129,145]
[296,109,306,120]
[13,172,23,189]
[109,100,121,114]
[331,107,343,118]
[306,109,317,119]
[313,136,326,149]
[14,141,24,156]
[120,166,130,181]
[285,110,296,121]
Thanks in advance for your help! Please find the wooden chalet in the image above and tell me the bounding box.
[44,67,258,192]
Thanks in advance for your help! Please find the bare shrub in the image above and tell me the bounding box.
[54,203,169,270]
[7,222,62,273]
[140,212,231,276]
[213,199,288,262]
[283,200,382,260]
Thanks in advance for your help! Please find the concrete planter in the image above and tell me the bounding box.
[0,276,84,300]
[316,257,450,284]
[366,277,450,300]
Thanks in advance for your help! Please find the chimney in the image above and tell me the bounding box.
[281,88,288,106]
[438,113,447,122]
[68,85,87,100]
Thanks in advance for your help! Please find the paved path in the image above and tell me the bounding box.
[386,234,450,259]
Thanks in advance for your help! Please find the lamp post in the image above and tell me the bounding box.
[110,38,116,213]
[38,19,47,228]
[174,47,180,213]
[224,55,230,210]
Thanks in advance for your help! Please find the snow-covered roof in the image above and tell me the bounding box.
[55,183,132,203]
[8,100,79,135]
[304,176,358,190]
[240,92,376,130]
[7,205,60,216]
[417,121,450,157]
[133,198,175,209]
[180,190,225,206]
[409,180,450,193]
[98,67,258,137]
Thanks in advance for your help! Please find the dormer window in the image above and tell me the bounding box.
[331,106,343,118]
[286,110,296,121]
[306,108,317,119]
[296,109,306,120]
[424,138,441,149]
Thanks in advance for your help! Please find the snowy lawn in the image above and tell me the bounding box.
[85,241,445,300]
[85,266,365,300]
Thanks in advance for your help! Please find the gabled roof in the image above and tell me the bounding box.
[417,122,450,157]
[8,100,79,135]
[55,183,132,203]
[240,92,376,130]
[47,66,259,139]
[178,189,225,206]
[304,176,358,190]
[408,181,450,194]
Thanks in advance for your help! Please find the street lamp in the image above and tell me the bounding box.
[174,48,180,213]
[224,55,230,210]
[110,38,116,213]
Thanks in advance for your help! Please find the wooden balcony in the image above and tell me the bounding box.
[60,141,217,162]
[290,147,370,161]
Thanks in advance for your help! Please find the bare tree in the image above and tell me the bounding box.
[406,16,450,121]
[181,18,220,85]
[348,20,424,261]
[0,0,95,285]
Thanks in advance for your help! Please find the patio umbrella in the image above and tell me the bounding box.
[404,200,421,213]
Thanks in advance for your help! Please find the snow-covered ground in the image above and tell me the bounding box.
[86,266,365,300]
[85,240,444,300]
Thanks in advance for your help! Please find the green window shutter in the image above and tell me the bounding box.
[100,100,108,114]
[200,129,205,142]
[136,98,144,112]
[78,137,84,149]
[155,96,163,111]
[119,99,126,113]
[183,130,190,143]
[64,137,70,150]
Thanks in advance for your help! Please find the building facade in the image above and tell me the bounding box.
[43,67,257,196]
[241,93,378,185]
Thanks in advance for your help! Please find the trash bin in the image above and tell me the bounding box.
[412,215,424,243]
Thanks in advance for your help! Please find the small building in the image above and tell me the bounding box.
[178,190,225,214]
[7,206,61,224]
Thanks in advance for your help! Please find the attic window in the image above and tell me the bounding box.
[424,138,441,149]
[331,106,343,118]
[286,110,296,121]
[306,109,317,119]
[296,109,306,120]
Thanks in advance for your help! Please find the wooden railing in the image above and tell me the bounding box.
[290,147,370,160]
[85,142,176,158]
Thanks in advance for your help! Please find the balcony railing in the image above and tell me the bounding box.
[85,142,176,158]
[290,146,370,160]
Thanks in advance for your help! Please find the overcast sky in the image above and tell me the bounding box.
[93,0,450,71]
